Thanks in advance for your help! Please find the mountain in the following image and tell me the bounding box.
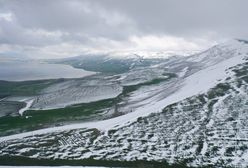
[50,52,176,74]
[1,39,248,167]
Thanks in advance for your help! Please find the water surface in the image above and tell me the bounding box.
[0,61,95,81]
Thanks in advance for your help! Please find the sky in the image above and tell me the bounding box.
[0,0,247,59]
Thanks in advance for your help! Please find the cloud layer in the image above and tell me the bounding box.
[0,0,247,58]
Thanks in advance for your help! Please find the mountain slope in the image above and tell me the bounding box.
[1,40,248,167]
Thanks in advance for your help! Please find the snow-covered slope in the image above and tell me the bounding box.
[186,40,243,67]
[31,77,122,110]
[1,40,248,167]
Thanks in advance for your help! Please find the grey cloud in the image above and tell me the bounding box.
[0,18,63,46]
[0,0,247,58]
[96,0,248,38]
[3,0,137,40]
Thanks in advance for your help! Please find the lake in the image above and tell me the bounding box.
[0,61,95,81]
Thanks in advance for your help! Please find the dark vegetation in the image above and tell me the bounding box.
[0,155,193,168]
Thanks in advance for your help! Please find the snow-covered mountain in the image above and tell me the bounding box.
[1,39,248,167]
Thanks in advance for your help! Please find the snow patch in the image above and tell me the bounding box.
[18,99,34,116]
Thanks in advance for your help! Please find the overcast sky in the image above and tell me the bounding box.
[0,0,247,59]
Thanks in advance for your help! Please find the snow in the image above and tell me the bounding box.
[2,40,248,168]
[18,147,34,153]
[186,40,243,68]
[0,44,245,142]
[109,50,200,59]
[178,54,244,96]
[18,99,34,116]
[0,98,6,101]
[178,67,188,77]
[120,68,164,86]
[31,84,122,110]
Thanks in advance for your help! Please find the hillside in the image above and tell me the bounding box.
[1,40,248,167]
